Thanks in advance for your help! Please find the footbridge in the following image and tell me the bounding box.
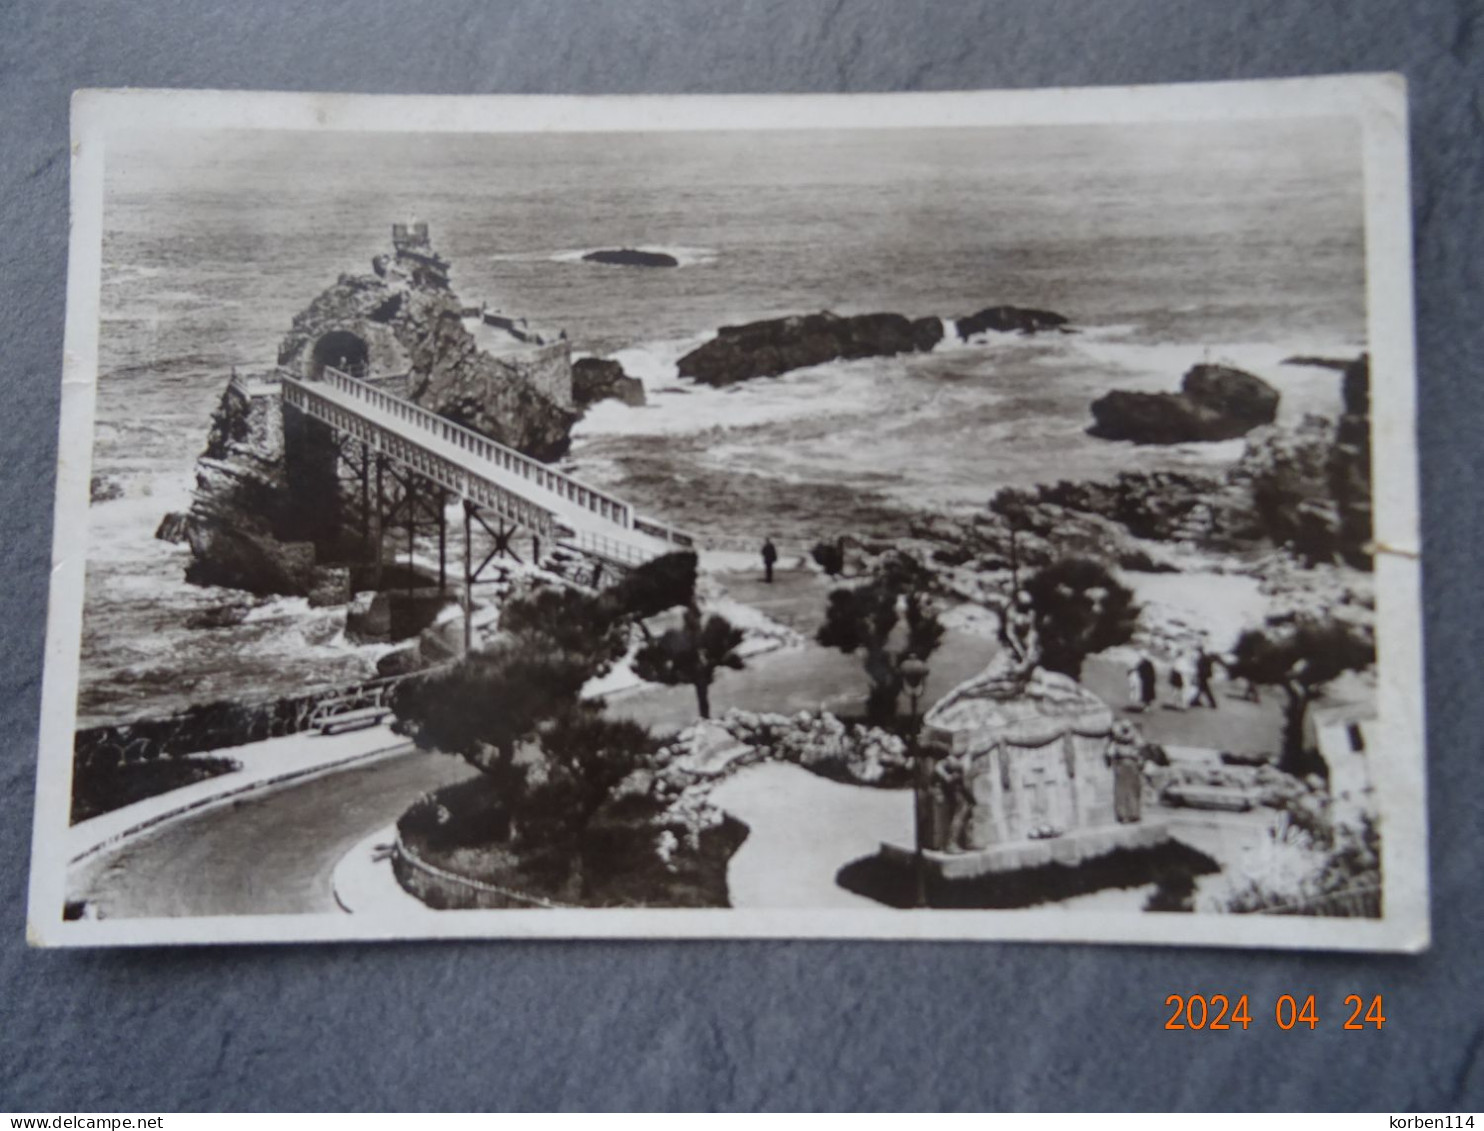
[276,365,693,647]
[281,366,691,564]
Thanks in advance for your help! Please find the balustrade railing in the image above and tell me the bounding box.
[285,366,635,529]
[279,368,697,564]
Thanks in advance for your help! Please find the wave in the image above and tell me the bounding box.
[571,332,946,443]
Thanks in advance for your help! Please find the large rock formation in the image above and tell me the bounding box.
[1088,363,1280,444]
[277,226,577,460]
[955,355,1372,568]
[181,373,348,597]
[676,311,945,387]
[1229,355,1372,568]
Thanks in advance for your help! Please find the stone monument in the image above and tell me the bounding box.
[881,601,1168,881]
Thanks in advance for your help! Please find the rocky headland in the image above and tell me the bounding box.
[899,353,1372,618]
[174,226,582,601]
[1088,363,1280,444]
[179,372,340,599]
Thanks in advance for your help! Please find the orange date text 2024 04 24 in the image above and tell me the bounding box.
[1163,994,1387,1031]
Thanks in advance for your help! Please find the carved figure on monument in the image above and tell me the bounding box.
[1105,719,1144,824]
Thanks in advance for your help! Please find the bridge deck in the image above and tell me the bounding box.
[279,368,688,567]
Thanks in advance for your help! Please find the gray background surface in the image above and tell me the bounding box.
[1,0,1480,1112]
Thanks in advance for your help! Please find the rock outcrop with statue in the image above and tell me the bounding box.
[170,224,581,600]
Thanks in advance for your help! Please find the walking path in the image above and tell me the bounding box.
[332,824,438,916]
[607,568,998,732]
[709,762,913,908]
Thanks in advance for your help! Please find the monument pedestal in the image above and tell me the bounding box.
[880,819,1172,881]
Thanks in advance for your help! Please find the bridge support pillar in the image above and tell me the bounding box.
[462,500,473,655]
[437,490,447,592]
[405,478,416,598]
[359,441,370,545]
[369,455,386,589]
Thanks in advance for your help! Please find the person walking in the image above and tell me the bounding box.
[1167,661,1186,711]
[1126,656,1144,711]
[1137,654,1157,711]
[761,537,778,584]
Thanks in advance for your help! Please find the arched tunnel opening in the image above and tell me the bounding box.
[310,330,371,380]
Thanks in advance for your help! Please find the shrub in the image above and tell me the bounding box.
[811,539,846,577]
[632,605,746,719]
[718,708,910,787]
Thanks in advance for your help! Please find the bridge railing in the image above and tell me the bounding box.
[560,527,664,568]
[634,516,696,549]
[298,365,636,530]
[281,375,561,539]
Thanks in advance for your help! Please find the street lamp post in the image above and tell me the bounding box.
[899,656,931,909]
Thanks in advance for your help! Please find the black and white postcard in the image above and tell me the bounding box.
[29,78,1426,949]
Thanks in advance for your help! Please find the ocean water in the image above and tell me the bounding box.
[81,120,1367,725]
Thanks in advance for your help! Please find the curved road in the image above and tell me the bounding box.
[72,747,477,919]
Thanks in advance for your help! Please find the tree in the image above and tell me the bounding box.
[390,641,591,804]
[817,555,945,724]
[522,705,658,848]
[1021,557,1139,680]
[391,579,637,843]
[499,584,628,676]
[632,604,746,719]
[811,538,846,578]
[604,550,698,624]
[1227,616,1375,777]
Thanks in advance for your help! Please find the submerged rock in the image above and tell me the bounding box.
[573,356,646,409]
[677,311,944,387]
[582,248,679,268]
[954,305,1070,338]
[1088,363,1279,444]
[185,603,252,630]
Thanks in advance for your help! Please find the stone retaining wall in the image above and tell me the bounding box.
[391,832,569,911]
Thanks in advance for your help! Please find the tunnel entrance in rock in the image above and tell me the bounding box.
[310,330,371,380]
